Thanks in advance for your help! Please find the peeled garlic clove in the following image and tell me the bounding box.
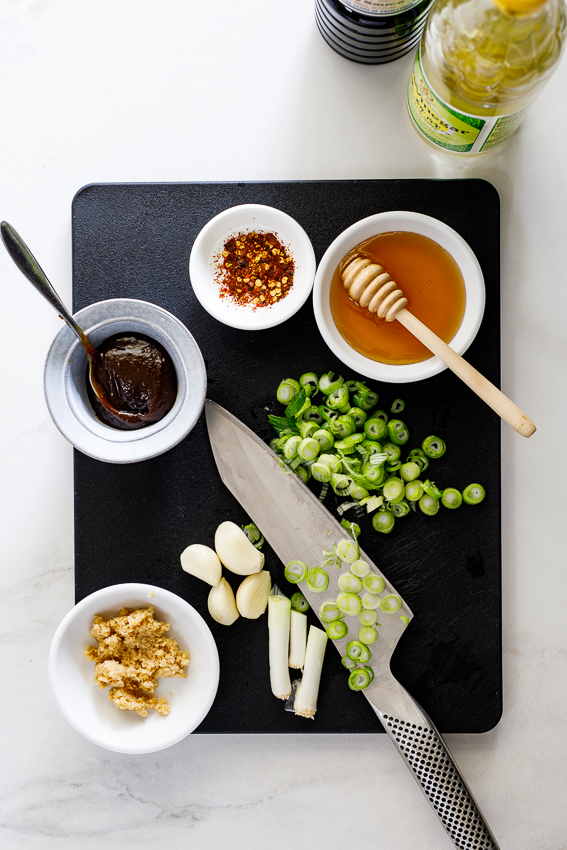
[236,570,271,619]
[180,544,222,586]
[214,521,264,575]
[208,578,239,626]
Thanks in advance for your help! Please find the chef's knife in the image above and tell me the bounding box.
[205,400,500,850]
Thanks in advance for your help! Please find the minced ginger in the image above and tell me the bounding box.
[84,606,190,717]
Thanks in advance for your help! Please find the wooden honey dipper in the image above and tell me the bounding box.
[342,256,536,437]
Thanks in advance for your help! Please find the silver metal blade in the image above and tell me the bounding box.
[205,400,412,673]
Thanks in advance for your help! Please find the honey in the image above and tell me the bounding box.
[330,231,466,365]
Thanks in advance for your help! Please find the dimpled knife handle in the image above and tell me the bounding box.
[378,706,500,849]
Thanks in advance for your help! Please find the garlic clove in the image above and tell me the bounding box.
[214,521,265,575]
[180,543,222,586]
[236,570,272,619]
[208,578,239,626]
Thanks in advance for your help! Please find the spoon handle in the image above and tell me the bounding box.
[1,221,97,360]
[396,306,536,437]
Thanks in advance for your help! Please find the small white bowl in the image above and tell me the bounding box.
[49,583,219,754]
[44,298,207,463]
[189,204,316,330]
[313,211,486,383]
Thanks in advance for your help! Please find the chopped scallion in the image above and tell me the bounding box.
[326,619,349,641]
[350,559,371,578]
[306,566,329,593]
[319,599,344,623]
[338,572,363,593]
[358,625,378,645]
[462,483,486,505]
[284,560,308,584]
[359,609,378,626]
[337,591,363,616]
[441,487,462,509]
[348,666,374,691]
[380,594,402,613]
[346,640,371,663]
[362,574,386,594]
[422,435,446,459]
[290,592,310,612]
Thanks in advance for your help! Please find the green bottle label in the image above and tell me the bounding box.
[407,48,526,153]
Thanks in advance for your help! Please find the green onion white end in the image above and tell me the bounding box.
[268,589,292,700]
[294,626,328,719]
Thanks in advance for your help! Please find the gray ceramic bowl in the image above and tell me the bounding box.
[44,298,206,463]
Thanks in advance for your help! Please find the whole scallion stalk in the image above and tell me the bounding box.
[268,588,292,700]
[294,626,327,719]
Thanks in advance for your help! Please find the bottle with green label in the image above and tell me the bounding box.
[407,0,566,154]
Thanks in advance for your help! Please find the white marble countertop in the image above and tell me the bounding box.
[1,1,566,847]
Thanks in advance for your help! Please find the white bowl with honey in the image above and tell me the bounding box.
[313,211,485,383]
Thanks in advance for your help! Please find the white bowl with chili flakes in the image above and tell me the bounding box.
[189,204,316,330]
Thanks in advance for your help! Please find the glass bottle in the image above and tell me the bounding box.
[316,0,435,64]
[407,0,566,154]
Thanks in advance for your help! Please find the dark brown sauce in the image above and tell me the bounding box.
[86,333,177,431]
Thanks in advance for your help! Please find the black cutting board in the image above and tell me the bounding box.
[72,180,501,734]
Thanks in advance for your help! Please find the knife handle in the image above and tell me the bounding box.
[372,696,500,849]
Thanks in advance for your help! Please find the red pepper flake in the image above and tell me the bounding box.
[214,230,295,309]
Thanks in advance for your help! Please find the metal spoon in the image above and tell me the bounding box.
[0,220,128,424]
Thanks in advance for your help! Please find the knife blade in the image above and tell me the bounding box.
[205,400,500,850]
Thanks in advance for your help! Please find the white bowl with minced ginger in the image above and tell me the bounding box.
[49,583,219,754]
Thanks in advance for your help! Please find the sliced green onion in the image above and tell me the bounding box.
[338,572,363,593]
[319,599,344,623]
[330,414,357,438]
[348,666,374,691]
[351,484,370,501]
[361,495,383,513]
[330,473,351,494]
[336,539,359,563]
[399,615,409,627]
[289,610,307,669]
[387,419,409,445]
[242,522,264,548]
[297,437,320,462]
[312,461,332,483]
[372,510,395,534]
[299,372,318,393]
[380,594,402,613]
[326,385,350,410]
[423,479,442,500]
[362,574,386,594]
[341,654,357,670]
[319,453,342,474]
[337,591,363,616]
[362,592,380,609]
[408,450,430,473]
[441,487,462,509]
[350,559,371,578]
[296,464,311,484]
[312,428,334,451]
[346,640,371,663]
[290,592,310,612]
[268,589,292,700]
[391,398,405,414]
[276,378,300,405]
[383,442,401,461]
[364,417,388,441]
[359,609,378,626]
[361,462,386,487]
[335,433,364,454]
[301,405,324,424]
[359,625,378,645]
[383,477,405,503]
[297,420,318,440]
[405,480,424,502]
[400,461,420,482]
[318,372,343,395]
[419,493,440,516]
[306,566,329,592]
[326,619,349,641]
[353,385,379,410]
[422,435,446,458]
[462,483,486,505]
[347,407,367,428]
[282,435,301,459]
[392,499,410,518]
[294,626,328,719]
[386,460,402,474]
[284,560,308,584]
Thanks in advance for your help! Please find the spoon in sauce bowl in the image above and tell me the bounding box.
[341,254,536,437]
[0,222,177,430]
